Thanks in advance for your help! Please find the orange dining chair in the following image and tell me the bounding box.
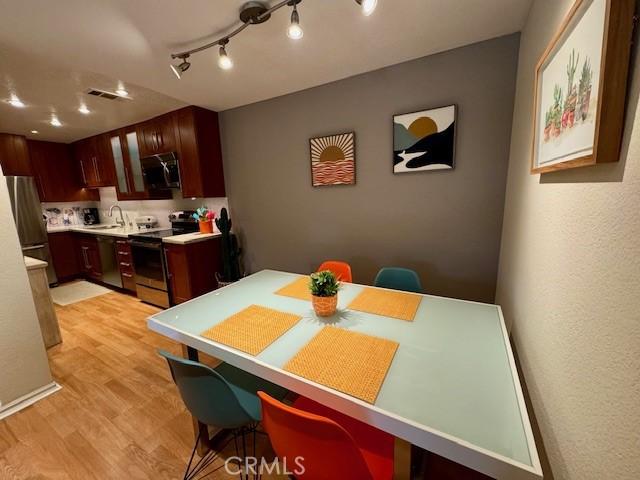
[317,260,353,282]
[258,391,394,480]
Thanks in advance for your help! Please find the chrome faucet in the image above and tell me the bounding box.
[108,205,126,227]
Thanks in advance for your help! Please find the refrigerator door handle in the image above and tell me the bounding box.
[22,244,46,251]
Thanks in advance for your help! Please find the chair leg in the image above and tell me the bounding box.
[183,429,234,480]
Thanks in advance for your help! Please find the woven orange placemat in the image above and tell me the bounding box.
[275,276,311,301]
[202,305,301,355]
[347,287,422,321]
[284,326,399,404]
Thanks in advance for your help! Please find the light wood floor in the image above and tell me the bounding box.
[0,291,277,479]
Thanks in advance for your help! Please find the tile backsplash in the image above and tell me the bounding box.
[42,187,229,229]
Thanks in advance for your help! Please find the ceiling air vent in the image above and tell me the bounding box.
[86,88,124,100]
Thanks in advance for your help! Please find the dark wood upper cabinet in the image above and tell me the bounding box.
[0,133,32,176]
[27,140,99,202]
[72,135,115,188]
[174,106,226,198]
[138,112,177,158]
[108,128,171,201]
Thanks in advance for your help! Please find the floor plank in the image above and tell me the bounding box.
[0,291,282,479]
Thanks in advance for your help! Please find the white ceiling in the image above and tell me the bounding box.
[0,0,531,143]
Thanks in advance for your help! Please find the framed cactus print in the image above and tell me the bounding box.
[531,0,634,174]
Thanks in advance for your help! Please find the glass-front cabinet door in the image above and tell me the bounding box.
[109,128,147,200]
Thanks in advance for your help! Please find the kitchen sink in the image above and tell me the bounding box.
[83,225,121,230]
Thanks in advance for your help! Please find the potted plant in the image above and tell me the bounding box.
[192,207,215,234]
[215,208,242,287]
[309,270,340,317]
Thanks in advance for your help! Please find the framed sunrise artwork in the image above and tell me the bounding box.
[310,132,355,187]
[531,0,634,174]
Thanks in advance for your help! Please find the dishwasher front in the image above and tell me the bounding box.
[96,236,123,288]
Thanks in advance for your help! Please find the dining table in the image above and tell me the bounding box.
[147,269,542,480]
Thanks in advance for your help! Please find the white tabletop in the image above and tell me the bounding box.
[148,270,542,479]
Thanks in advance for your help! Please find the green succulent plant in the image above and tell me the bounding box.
[309,270,340,297]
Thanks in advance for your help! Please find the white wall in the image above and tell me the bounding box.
[0,172,54,409]
[496,0,640,478]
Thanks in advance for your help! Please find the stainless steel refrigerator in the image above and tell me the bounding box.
[5,176,58,285]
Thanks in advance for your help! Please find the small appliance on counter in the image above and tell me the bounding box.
[169,210,199,235]
[82,208,100,225]
[134,215,158,230]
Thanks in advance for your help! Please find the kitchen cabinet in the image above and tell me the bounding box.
[164,238,222,305]
[77,235,102,281]
[28,140,99,202]
[115,239,136,292]
[174,106,226,198]
[73,135,115,188]
[0,133,32,176]
[48,232,82,281]
[137,112,177,158]
[109,128,171,201]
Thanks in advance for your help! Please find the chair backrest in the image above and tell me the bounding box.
[374,267,422,293]
[158,350,253,429]
[317,260,353,283]
[258,391,373,480]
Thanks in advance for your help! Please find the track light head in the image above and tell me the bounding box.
[287,4,303,40]
[356,0,377,16]
[171,56,191,79]
[218,41,233,70]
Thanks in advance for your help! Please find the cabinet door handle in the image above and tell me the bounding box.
[93,157,101,182]
[122,272,133,278]
[79,160,87,184]
[118,251,129,256]
[120,262,131,267]
[158,131,164,149]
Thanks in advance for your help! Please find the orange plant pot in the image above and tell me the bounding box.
[199,220,213,234]
[312,294,338,317]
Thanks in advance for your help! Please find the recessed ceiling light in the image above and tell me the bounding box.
[7,93,25,108]
[78,104,90,114]
[115,84,129,97]
[50,115,62,127]
[31,130,39,134]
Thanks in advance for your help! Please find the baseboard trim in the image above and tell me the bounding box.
[0,382,61,420]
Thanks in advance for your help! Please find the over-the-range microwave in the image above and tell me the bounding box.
[140,152,181,190]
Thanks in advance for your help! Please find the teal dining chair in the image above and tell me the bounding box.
[158,350,287,479]
[374,267,422,293]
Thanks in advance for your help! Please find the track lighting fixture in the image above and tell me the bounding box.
[115,83,129,97]
[287,3,303,40]
[78,103,90,114]
[170,56,191,79]
[218,41,233,70]
[356,0,378,16]
[50,115,62,127]
[170,0,378,76]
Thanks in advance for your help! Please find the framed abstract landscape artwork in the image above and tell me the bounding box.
[310,132,355,186]
[393,105,456,174]
[531,0,634,174]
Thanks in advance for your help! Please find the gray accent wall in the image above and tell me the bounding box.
[220,34,519,302]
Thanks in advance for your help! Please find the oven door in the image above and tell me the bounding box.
[130,240,168,291]
[141,152,180,190]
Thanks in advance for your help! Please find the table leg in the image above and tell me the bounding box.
[394,437,412,480]
[182,344,211,456]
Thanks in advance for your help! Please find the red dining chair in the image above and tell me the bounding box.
[317,260,353,282]
[258,392,394,479]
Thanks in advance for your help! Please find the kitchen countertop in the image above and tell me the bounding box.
[47,224,168,238]
[162,232,221,245]
[47,224,221,244]
[24,256,48,270]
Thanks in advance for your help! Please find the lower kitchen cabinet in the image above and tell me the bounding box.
[77,235,102,281]
[115,239,136,292]
[48,232,82,281]
[164,238,222,305]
